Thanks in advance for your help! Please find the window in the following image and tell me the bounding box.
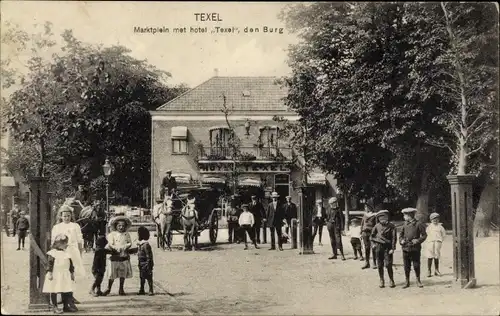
[171,126,188,154]
[172,139,188,154]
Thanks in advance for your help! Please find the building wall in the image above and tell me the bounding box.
[151,117,292,200]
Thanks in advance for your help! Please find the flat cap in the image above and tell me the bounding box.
[401,207,417,214]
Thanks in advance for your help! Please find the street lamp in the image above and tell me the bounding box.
[102,159,112,231]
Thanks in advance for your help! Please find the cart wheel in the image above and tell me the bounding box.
[208,209,219,245]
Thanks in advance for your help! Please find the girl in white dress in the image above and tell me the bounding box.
[424,212,446,277]
[51,205,85,305]
[102,216,134,296]
[42,234,77,314]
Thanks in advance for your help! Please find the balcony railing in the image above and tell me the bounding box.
[197,146,293,161]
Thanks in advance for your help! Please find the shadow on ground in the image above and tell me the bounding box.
[180,297,281,315]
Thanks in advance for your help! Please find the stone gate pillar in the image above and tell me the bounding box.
[447,174,476,289]
[29,177,51,310]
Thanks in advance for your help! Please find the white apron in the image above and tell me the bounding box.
[42,249,74,293]
[51,222,86,277]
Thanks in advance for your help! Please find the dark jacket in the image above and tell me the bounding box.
[138,241,154,271]
[161,176,178,193]
[16,217,29,231]
[266,201,285,226]
[361,213,377,234]
[371,222,397,250]
[283,202,298,221]
[249,201,265,223]
[312,205,327,222]
[227,206,241,223]
[92,248,109,275]
[326,208,344,231]
[399,219,427,252]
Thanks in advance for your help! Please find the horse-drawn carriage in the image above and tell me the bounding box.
[63,198,106,251]
[153,185,223,250]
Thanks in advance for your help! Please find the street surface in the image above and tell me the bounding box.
[1,229,499,315]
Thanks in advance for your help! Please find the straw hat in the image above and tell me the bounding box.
[271,192,280,198]
[109,215,132,231]
[376,210,389,217]
[328,197,338,204]
[316,199,322,204]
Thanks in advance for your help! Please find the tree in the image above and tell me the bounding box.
[3,22,188,204]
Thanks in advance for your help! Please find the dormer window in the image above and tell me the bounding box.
[242,90,251,97]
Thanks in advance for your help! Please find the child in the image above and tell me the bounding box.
[102,215,134,296]
[424,212,446,277]
[400,207,428,288]
[137,226,154,296]
[360,204,377,269]
[42,234,77,313]
[90,235,108,297]
[347,217,363,260]
[370,210,397,288]
[238,204,259,250]
[16,211,29,250]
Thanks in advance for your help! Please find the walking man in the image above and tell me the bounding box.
[326,197,346,260]
[10,204,20,237]
[265,192,285,251]
[249,195,265,244]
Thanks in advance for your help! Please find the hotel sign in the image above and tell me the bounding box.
[198,162,291,173]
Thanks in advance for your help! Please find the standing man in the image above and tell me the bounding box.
[1,207,10,236]
[10,204,20,237]
[312,199,326,245]
[400,207,427,288]
[227,196,242,244]
[361,203,378,269]
[160,170,177,200]
[238,204,259,250]
[283,196,298,237]
[265,192,285,251]
[249,195,265,244]
[75,185,90,207]
[326,197,346,260]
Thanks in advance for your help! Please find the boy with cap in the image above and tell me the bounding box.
[400,207,427,288]
[361,204,377,269]
[370,210,397,288]
[424,212,446,277]
[238,204,259,250]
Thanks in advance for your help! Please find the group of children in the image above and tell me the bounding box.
[43,209,155,314]
[346,207,446,288]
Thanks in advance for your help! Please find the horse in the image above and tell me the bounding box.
[153,197,174,251]
[181,200,198,251]
[77,205,100,252]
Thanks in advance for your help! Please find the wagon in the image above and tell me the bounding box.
[155,184,223,249]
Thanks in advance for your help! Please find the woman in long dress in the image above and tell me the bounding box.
[51,205,86,303]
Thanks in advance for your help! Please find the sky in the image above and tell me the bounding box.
[1,1,300,88]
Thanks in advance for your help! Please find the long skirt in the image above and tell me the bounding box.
[424,240,443,259]
[106,259,133,280]
[66,244,86,277]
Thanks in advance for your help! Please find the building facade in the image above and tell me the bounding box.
[150,76,337,208]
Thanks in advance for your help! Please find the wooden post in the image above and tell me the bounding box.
[28,177,51,310]
[447,175,476,289]
[298,186,314,254]
[291,218,298,249]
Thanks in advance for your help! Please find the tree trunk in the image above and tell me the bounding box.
[416,168,430,223]
[473,181,498,237]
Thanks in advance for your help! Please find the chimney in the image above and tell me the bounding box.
[214,68,219,77]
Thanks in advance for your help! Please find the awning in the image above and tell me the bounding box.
[1,176,16,187]
[238,175,262,187]
[201,175,226,184]
[171,172,192,184]
[209,125,230,131]
[171,126,188,139]
[307,172,326,185]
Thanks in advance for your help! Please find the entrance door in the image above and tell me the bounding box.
[274,174,290,204]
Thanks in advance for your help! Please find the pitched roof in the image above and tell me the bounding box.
[156,76,290,112]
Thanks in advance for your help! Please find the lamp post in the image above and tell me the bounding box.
[102,159,112,232]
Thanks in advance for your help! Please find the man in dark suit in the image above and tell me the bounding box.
[312,199,327,245]
[249,195,265,244]
[264,192,285,251]
[283,196,298,236]
[160,170,178,199]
